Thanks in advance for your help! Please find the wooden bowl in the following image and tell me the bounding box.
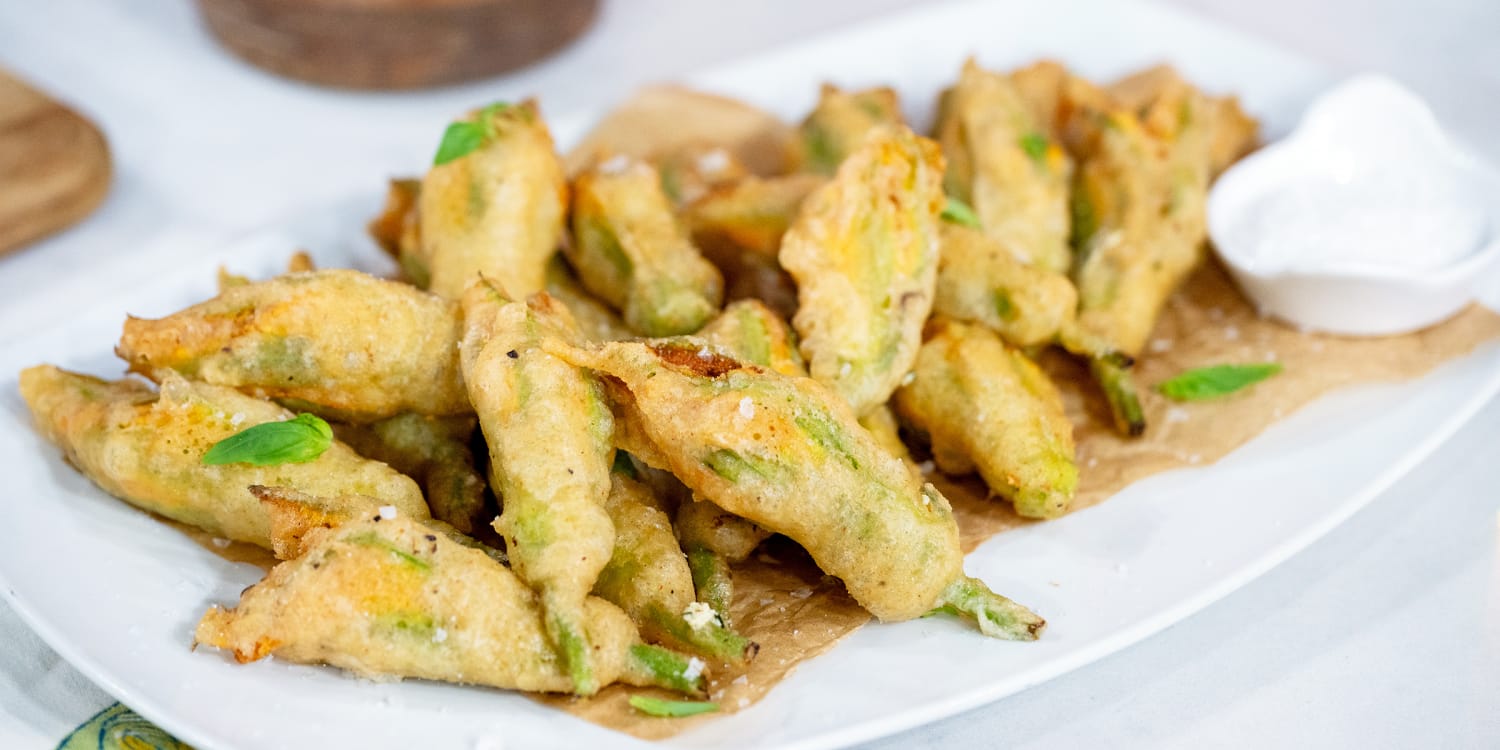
[0,71,111,255]
[196,0,600,90]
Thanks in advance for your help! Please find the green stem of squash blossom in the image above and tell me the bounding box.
[551,614,597,696]
[928,575,1045,641]
[1090,357,1145,437]
[687,546,736,629]
[626,643,708,695]
[628,695,720,718]
[644,602,756,665]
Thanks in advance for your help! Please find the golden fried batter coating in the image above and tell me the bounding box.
[333,414,487,535]
[674,496,767,630]
[368,178,421,262]
[195,514,704,695]
[857,403,913,467]
[417,100,568,299]
[250,486,505,568]
[367,178,430,287]
[546,339,963,622]
[117,269,468,422]
[680,174,822,324]
[1107,64,1260,177]
[932,223,1078,350]
[1069,85,1214,358]
[459,284,616,694]
[655,144,750,206]
[543,257,633,342]
[18,366,428,548]
[622,301,793,627]
[696,299,806,377]
[595,474,755,663]
[1008,59,1115,156]
[779,124,944,416]
[699,303,910,471]
[791,84,904,174]
[936,59,1074,274]
[675,499,767,565]
[567,157,725,337]
[894,320,1077,519]
[684,173,825,259]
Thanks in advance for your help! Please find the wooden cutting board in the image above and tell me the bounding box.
[0,69,111,256]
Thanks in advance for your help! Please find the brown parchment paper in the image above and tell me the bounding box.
[543,87,1500,739]
[564,85,795,177]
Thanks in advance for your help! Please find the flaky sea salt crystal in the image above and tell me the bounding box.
[597,154,631,174]
[698,148,731,174]
[682,601,719,630]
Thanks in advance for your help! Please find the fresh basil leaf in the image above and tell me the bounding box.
[940,196,981,229]
[1156,363,1282,401]
[433,101,515,165]
[627,695,719,718]
[433,121,485,166]
[202,413,333,466]
[1019,131,1050,162]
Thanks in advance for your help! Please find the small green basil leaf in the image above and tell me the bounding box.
[1156,363,1282,401]
[433,121,486,166]
[202,413,333,466]
[940,196,981,229]
[1019,131,1050,162]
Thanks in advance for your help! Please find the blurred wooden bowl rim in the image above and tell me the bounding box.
[196,0,600,90]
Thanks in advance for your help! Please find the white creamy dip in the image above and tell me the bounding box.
[1231,169,1487,274]
[1207,74,1500,335]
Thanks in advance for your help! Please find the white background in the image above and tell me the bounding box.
[1,0,1497,747]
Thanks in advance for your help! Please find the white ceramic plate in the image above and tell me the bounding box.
[4,1,1497,748]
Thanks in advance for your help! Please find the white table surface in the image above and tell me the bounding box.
[1,0,1497,747]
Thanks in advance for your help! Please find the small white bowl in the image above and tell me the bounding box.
[1208,75,1500,335]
